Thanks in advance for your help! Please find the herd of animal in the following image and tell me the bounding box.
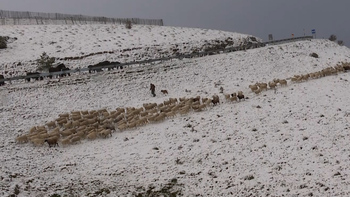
[0,61,123,84]
[243,62,350,95]
[14,62,350,148]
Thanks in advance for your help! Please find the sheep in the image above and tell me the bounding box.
[29,126,37,133]
[70,136,81,144]
[161,90,169,94]
[256,83,268,91]
[192,96,201,103]
[202,98,209,103]
[61,136,73,146]
[45,137,59,147]
[63,121,73,129]
[71,120,80,128]
[31,138,45,147]
[81,110,89,115]
[253,88,262,95]
[224,94,231,101]
[16,135,28,143]
[99,129,112,138]
[46,121,56,129]
[136,117,148,126]
[117,123,128,131]
[57,118,68,126]
[268,81,277,89]
[87,132,98,140]
[163,100,172,106]
[71,115,82,121]
[59,113,70,118]
[60,129,75,137]
[237,91,245,101]
[36,126,47,132]
[72,131,85,139]
[249,84,259,92]
[169,98,178,104]
[278,79,287,86]
[229,93,237,102]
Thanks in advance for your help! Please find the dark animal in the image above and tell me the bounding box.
[237,91,245,101]
[88,61,121,73]
[161,90,168,95]
[26,72,43,82]
[49,63,70,78]
[212,95,220,105]
[0,74,5,86]
[150,83,156,97]
[45,137,59,148]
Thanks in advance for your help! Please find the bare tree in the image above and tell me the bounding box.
[337,40,344,46]
[125,20,132,29]
[0,36,7,49]
[329,34,337,41]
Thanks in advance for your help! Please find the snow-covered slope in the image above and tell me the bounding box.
[0,24,259,78]
[1,26,350,196]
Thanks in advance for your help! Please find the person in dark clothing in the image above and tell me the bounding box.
[150,83,156,97]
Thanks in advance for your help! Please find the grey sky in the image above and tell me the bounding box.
[1,0,349,46]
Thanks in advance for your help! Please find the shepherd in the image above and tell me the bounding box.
[150,83,156,97]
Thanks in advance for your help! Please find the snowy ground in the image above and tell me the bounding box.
[1,25,350,196]
[0,24,258,78]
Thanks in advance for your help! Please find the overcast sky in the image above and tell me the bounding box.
[1,0,349,46]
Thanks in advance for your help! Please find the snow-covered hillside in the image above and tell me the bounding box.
[1,24,350,196]
[0,24,260,78]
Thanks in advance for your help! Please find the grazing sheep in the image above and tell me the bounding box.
[71,115,82,121]
[161,90,169,95]
[253,88,262,95]
[237,91,245,101]
[70,136,81,144]
[60,129,75,137]
[61,136,73,146]
[87,132,98,140]
[36,126,47,132]
[46,121,56,129]
[118,123,128,131]
[278,79,287,86]
[59,113,70,118]
[99,129,112,138]
[16,135,28,143]
[169,98,178,104]
[249,84,259,92]
[31,138,45,147]
[256,83,268,91]
[29,126,37,133]
[45,137,59,147]
[230,93,237,102]
[63,121,73,129]
[268,81,277,89]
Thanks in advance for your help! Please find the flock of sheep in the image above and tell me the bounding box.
[15,62,350,148]
[15,95,221,147]
[244,62,350,95]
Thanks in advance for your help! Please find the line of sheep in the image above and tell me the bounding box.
[243,62,350,95]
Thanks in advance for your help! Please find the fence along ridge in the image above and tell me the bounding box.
[0,9,163,26]
[0,36,313,83]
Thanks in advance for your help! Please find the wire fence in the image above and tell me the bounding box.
[0,36,313,84]
[0,10,163,26]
